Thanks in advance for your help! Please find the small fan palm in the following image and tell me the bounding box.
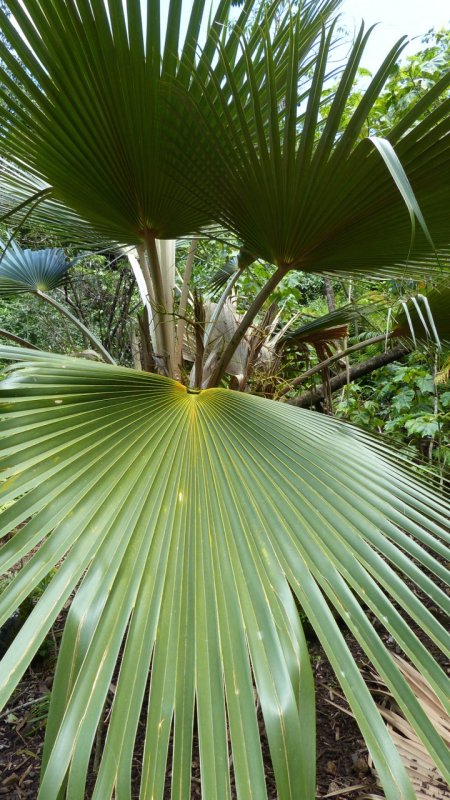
[0,236,115,362]
[0,237,72,295]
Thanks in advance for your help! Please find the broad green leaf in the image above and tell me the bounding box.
[392,388,415,412]
[404,416,440,437]
[0,346,449,800]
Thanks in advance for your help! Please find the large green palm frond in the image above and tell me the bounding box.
[0,346,449,800]
[191,15,450,278]
[0,160,113,248]
[0,0,238,242]
[0,237,74,296]
[0,0,341,245]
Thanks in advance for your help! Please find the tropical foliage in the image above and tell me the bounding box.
[335,352,450,472]
[0,2,449,799]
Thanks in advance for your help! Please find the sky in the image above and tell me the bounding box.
[339,0,450,72]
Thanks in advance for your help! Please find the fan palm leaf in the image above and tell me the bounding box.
[191,17,450,279]
[0,237,74,295]
[0,237,116,362]
[0,0,226,242]
[0,160,112,248]
[206,256,240,294]
[0,346,449,800]
[0,0,340,245]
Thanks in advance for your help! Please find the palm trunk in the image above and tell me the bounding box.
[324,277,336,312]
[139,235,175,378]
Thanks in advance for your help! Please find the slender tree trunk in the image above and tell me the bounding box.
[324,276,336,312]
[175,239,197,378]
[141,233,175,377]
[138,307,155,373]
[193,291,205,389]
[130,325,142,370]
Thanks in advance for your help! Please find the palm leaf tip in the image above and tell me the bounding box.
[284,304,377,344]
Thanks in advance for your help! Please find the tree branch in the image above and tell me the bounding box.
[0,329,39,349]
[175,239,197,378]
[276,333,391,398]
[287,344,410,408]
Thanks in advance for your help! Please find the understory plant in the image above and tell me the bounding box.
[0,1,449,799]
